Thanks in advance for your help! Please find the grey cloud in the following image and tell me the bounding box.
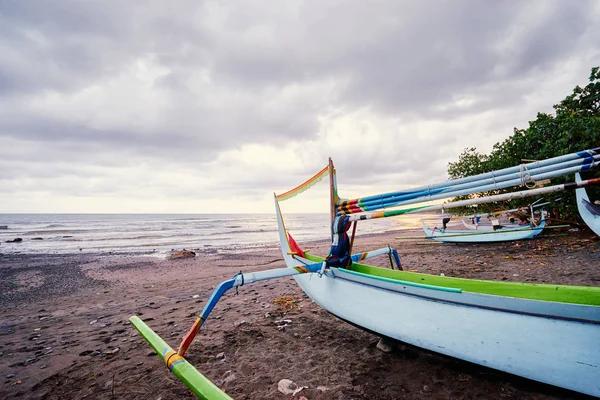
[0,0,598,211]
[0,1,213,95]
[206,0,593,117]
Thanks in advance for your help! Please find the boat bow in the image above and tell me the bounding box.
[576,172,600,236]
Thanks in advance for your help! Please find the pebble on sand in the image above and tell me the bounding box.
[104,347,120,355]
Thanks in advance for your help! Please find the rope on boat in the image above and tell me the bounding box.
[519,163,537,188]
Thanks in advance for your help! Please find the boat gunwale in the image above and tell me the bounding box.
[323,267,600,325]
[340,267,462,293]
[299,253,600,307]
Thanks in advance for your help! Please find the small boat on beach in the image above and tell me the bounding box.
[422,207,548,243]
[130,148,600,398]
[422,218,546,243]
[576,172,600,236]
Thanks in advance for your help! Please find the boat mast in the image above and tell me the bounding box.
[328,157,337,232]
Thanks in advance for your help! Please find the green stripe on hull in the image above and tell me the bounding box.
[303,254,600,306]
[342,268,462,293]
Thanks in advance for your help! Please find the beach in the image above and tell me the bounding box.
[1,230,599,400]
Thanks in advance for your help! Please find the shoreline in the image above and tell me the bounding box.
[1,230,599,399]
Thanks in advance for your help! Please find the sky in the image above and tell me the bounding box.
[1,0,599,214]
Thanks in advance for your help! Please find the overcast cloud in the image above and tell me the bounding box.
[1,0,598,213]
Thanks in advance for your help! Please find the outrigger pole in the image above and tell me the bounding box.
[129,256,329,398]
[338,149,600,214]
[129,316,234,400]
[346,177,600,222]
[173,242,401,358]
[176,260,324,357]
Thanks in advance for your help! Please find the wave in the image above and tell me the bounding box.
[25,229,94,235]
[0,213,338,255]
[69,233,199,242]
[205,228,276,236]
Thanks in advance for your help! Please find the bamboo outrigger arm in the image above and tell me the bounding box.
[129,264,324,399]
[176,262,324,357]
[176,245,401,357]
[130,244,402,398]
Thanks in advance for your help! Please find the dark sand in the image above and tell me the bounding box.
[1,229,599,399]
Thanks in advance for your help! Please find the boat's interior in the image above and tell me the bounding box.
[302,253,600,306]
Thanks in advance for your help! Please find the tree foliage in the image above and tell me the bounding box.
[447,67,600,220]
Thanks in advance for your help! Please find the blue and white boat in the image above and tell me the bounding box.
[422,219,546,243]
[273,155,600,396]
[277,198,600,397]
[130,150,600,399]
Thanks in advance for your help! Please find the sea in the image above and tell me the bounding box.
[0,213,428,256]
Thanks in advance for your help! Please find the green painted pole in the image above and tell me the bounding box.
[130,316,234,400]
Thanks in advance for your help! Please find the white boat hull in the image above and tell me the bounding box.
[423,220,546,243]
[275,197,599,396]
[576,172,600,236]
[293,272,600,397]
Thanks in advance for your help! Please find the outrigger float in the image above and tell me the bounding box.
[130,149,600,398]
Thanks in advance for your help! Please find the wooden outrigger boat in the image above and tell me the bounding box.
[422,218,546,243]
[130,149,600,398]
[576,172,600,236]
[277,201,600,397]
[422,206,549,243]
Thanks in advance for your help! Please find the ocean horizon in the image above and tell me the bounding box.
[0,213,430,256]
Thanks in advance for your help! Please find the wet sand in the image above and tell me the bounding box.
[1,230,599,399]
